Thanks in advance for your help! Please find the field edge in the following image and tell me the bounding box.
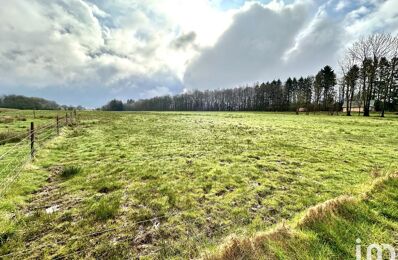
[204,172,398,259]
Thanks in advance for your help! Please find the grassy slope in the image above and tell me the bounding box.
[207,173,398,259]
[0,111,397,258]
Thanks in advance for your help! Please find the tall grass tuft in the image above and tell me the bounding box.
[60,166,82,179]
[89,194,121,221]
[0,131,25,145]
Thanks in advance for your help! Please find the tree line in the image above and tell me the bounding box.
[103,34,398,116]
[0,95,60,110]
[101,67,339,113]
[0,95,85,111]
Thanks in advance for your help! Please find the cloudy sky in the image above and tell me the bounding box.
[1,0,398,107]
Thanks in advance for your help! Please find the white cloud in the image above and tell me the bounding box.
[335,1,346,11]
[346,0,398,37]
[0,0,233,93]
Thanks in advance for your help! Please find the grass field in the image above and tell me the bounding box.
[0,110,397,258]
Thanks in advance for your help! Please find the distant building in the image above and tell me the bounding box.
[342,100,375,113]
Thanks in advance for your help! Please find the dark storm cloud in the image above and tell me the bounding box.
[184,0,398,90]
[183,2,313,90]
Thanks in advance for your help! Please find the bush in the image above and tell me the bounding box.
[60,166,82,179]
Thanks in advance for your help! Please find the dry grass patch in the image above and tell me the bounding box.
[298,196,355,228]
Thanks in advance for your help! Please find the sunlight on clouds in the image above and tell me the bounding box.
[0,0,398,106]
[0,0,235,90]
[346,0,398,37]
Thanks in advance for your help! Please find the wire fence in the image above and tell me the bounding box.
[0,111,232,259]
[0,112,78,197]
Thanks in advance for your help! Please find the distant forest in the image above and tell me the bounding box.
[103,34,398,117]
[0,95,60,110]
[0,95,82,111]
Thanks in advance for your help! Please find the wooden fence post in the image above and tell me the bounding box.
[30,122,35,159]
[65,113,68,126]
[56,115,60,136]
[74,110,77,125]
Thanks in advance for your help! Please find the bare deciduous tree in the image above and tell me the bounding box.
[347,33,398,116]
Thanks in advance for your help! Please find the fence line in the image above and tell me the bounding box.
[0,131,30,145]
[0,148,29,178]
[0,111,218,259]
[36,127,56,145]
[0,154,32,197]
[0,120,59,161]
[0,112,77,197]
[0,127,42,162]
[2,148,220,257]
[0,116,65,147]
[0,115,71,159]
[0,134,31,161]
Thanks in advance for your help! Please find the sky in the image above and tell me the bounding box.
[1,0,398,108]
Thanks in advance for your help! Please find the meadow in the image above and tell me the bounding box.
[0,110,397,258]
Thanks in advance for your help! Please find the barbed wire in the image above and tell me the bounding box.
[0,146,30,177]
[36,122,57,133]
[0,111,316,259]
[0,118,69,196]
[0,124,53,161]
[0,153,32,197]
[0,117,68,162]
[0,131,30,145]
[0,133,31,161]
[36,128,56,145]
[0,135,202,259]
[0,114,198,259]
[1,147,242,259]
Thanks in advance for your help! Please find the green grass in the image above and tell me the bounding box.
[88,193,122,221]
[0,110,60,137]
[0,111,397,258]
[207,174,398,259]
